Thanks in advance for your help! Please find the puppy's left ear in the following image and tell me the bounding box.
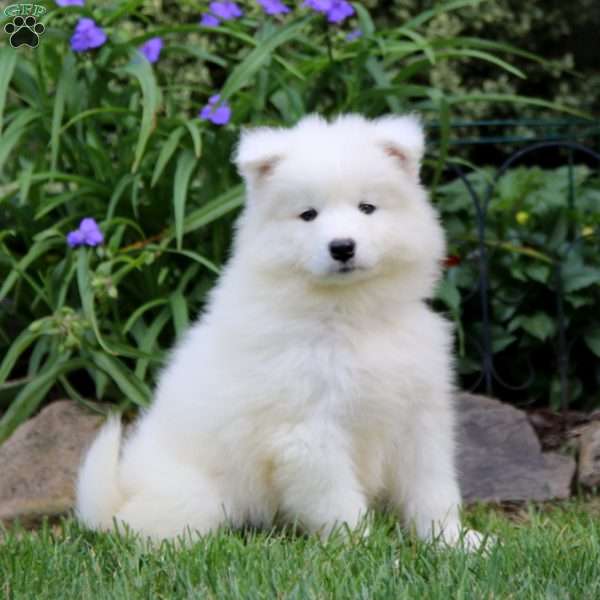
[234,127,285,185]
[373,114,425,180]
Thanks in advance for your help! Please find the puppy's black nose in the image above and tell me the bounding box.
[329,238,355,263]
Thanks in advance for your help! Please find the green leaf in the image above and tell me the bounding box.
[182,185,244,236]
[584,327,600,358]
[0,238,63,302]
[0,47,17,135]
[0,357,88,445]
[436,49,526,79]
[60,107,133,134]
[133,307,171,381]
[156,248,221,275]
[525,263,551,284]
[0,109,39,175]
[520,313,556,341]
[353,3,375,36]
[120,55,161,173]
[123,298,168,335]
[169,290,189,340]
[436,278,461,313]
[401,0,482,30]
[0,328,39,386]
[220,18,309,100]
[445,93,590,119]
[50,53,74,171]
[561,262,600,293]
[173,150,198,250]
[491,333,516,353]
[151,127,184,188]
[365,57,401,112]
[76,249,114,355]
[107,174,135,221]
[89,351,151,408]
[184,120,203,159]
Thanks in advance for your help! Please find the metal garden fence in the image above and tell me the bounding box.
[428,119,600,410]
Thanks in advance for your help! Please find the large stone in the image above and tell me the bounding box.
[456,393,576,503]
[0,400,104,527]
[578,421,600,489]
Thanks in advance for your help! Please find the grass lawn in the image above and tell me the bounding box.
[1,500,600,599]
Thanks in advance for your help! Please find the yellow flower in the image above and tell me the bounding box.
[582,226,595,238]
[515,211,530,225]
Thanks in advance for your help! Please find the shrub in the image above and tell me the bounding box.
[435,165,600,409]
[367,0,600,119]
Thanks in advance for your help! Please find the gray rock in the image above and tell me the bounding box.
[0,400,104,527]
[456,393,575,503]
[578,421,600,489]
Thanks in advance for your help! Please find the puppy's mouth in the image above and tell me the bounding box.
[331,262,369,277]
[338,265,357,274]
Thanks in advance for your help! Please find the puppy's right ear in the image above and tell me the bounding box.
[234,127,285,185]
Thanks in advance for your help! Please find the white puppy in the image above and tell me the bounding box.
[77,114,484,549]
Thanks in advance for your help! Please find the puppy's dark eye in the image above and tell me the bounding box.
[359,202,377,215]
[299,208,318,222]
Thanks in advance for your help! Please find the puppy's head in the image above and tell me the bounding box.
[233,114,445,300]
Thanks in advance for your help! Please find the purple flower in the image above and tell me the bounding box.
[209,1,243,20]
[56,0,85,6]
[346,28,362,41]
[257,0,291,15]
[67,218,104,248]
[70,18,107,52]
[303,0,333,11]
[139,37,163,63]
[326,0,354,23]
[304,0,354,23]
[200,13,220,27]
[199,94,231,126]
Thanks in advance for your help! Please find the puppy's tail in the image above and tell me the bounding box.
[76,415,125,530]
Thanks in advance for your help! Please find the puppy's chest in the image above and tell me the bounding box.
[259,318,417,414]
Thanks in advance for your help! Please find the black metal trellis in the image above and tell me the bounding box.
[427,120,600,409]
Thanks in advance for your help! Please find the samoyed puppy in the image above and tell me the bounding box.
[77,114,485,549]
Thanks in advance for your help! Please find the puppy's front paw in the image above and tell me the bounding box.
[441,528,497,553]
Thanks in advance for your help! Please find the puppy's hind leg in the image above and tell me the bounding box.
[115,465,228,543]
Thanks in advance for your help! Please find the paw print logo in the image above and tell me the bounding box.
[4,15,45,48]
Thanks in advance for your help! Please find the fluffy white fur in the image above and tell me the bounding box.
[76,114,485,549]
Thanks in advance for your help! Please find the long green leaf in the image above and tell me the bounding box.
[151,126,184,188]
[184,120,203,159]
[133,307,171,381]
[123,298,168,334]
[365,57,401,112]
[50,54,74,171]
[173,150,197,250]
[169,290,189,340]
[182,185,244,236]
[0,328,40,386]
[0,47,17,135]
[76,249,115,355]
[0,109,40,175]
[220,18,309,99]
[0,357,88,445]
[154,247,221,275]
[444,93,591,119]
[0,237,63,302]
[90,351,151,407]
[400,0,482,30]
[60,107,133,134]
[120,56,161,173]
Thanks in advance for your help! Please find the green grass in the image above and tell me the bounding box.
[1,501,600,599]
